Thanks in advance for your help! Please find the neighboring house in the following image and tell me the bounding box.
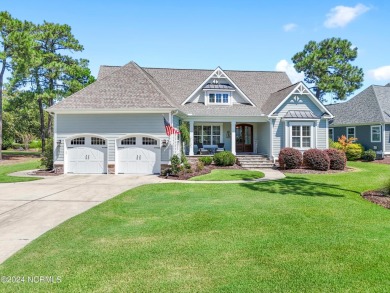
[326,83,390,158]
[48,61,333,174]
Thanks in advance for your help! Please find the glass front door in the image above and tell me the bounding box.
[235,124,253,152]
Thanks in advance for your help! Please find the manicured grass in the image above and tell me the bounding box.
[0,159,41,183]
[190,169,265,181]
[2,150,41,156]
[1,162,390,292]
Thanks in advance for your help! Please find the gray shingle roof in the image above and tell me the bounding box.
[50,62,175,110]
[261,83,299,114]
[284,110,319,119]
[326,84,390,125]
[50,62,292,114]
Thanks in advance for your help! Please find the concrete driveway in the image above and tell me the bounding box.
[0,174,164,264]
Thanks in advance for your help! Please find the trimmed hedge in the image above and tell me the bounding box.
[279,148,302,170]
[362,149,376,161]
[198,156,213,165]
[346,143,364,161]
[303,149,330,171]
[324,149,346,170]
[213,151,235,166]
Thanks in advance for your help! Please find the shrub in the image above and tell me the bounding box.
[338,135,357,152]
[195,161,204,172]
[2,138,13,150]
[329,139,343,150]
[12,142,24,150]
[346,143,364,161]
[278,148,302,170]
[199,156,213,165]
[181,155,188,164]
[303,149,330,171]
[170,154,181,175]
[213,151,235,166]
[161,168,172,176]
[362,149,376,161]
[324,149,346,170]
[183,162,192,170]
[29,140,42,150]
[41,138,54,170]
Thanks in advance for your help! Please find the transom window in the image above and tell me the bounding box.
[142,137,157,145]
[292,125,311,148]
[194,125,221,145]
[91,137,106,145]
[209,93,229,104]
[71,137,85,145]
[121,137,136,145]
[347,127,355,139]
[371,125,381,142]
[328,128,334,141]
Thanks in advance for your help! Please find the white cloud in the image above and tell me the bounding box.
[368,66,390,81]
[283,23,297,32]
[324,3,370,28]
[275,60,304,83]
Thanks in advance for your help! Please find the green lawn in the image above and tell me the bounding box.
[190,169,265,181]
[1,162,390,292]
[0,159,41,183]
[2,150,41,156]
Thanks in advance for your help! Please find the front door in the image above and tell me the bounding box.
[236,124,253,153]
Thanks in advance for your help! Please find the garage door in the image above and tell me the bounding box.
[67,136,107,174]
[117,136,160,174]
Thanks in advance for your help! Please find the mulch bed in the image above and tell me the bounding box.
[279,167,353,174]
[160,163,244,180]
[371,157,390,165]
[30,169,61,176]
[362,190,390,209]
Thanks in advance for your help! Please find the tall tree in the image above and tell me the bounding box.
[292,37,364,102]
[0,11,33,159]
[10,21,95,151]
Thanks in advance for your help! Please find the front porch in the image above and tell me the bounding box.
[186,120,271,157]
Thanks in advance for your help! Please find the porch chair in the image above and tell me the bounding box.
[216,143,225,153]
[197,143,210,155]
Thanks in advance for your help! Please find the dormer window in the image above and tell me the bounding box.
[208,93,230,104]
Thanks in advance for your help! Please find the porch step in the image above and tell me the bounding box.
[236,155,274,169]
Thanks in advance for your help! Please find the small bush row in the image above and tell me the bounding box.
[279,148,346,171]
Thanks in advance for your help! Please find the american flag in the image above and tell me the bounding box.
[163,117,180,136]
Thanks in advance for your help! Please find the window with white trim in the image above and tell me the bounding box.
[71,137,85,145]
[121,137,136,145]
[142,137,157,145]
[347,127,355,139]
[208,93,229,104]
[91,137,106,145]
[291,125,311,148]
[371,125,381,142]
[328,128,334,141]
[194,125,222,145]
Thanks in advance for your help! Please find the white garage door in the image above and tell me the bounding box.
[117,136,160,174]
[67,136,107,174]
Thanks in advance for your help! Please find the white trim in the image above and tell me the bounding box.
[370,125,381,143]
[193,123,224,146]
[315,121,318,148]
[288,121,314,150]
[382,124,386,154]
[47,108,176,114]
[181,67,255,106]
[346,127,356,139]
[328,126,334,142]
[53,113,57,164]
[189,121,194,156]
[231,121,236,155]
[205,91,232,106]
[268,82,333,117]
[269,119,274,161]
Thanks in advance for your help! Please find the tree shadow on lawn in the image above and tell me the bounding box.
[240,176,359,197]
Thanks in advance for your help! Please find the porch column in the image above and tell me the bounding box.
[231,121,236,155]
[189,121,194,156]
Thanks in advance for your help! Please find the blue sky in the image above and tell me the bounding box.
[3,0,390,102]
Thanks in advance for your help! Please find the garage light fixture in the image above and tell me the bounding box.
[57,140,62,145]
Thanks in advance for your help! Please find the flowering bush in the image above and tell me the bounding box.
[338,135,357,152]
[303,149,330,171]
[279,148,302,169]
[324,149,346,170]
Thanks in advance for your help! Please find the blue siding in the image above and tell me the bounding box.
[332,125,383,152]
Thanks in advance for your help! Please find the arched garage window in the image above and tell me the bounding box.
[142,137,157,145]
[121,137,136,145]
[91,137,106,145]
[71,137,85,145]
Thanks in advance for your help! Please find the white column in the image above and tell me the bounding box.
[231,121,236,155]
[189,121,194,156]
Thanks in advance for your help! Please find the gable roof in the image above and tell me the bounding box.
[50,62,175,111]
[326,84,390,125]
[49,61,293,115]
